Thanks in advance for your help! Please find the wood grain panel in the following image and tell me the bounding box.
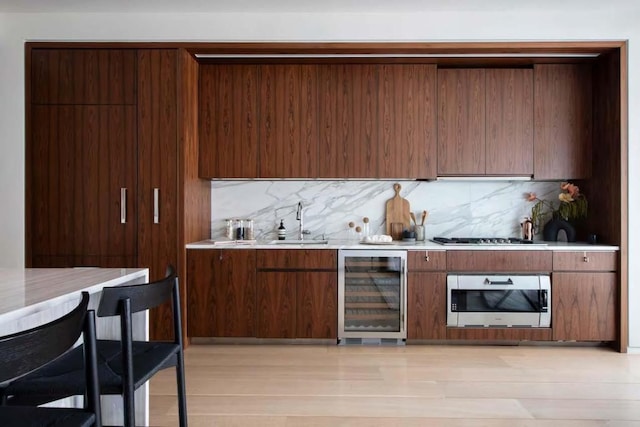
[257,249,336,270]
[297,272,337,339]
[407,250,446,271]
[259,65,319,178]
[553,251,617,272]
[446,327,552,341]
[257,271,297,338]
[407,272,447,340]
[485,68,533,175]
[318,64,378,178]
[30,105,136,260]
[587,52,622,245]
[437,69,486,175]
[533,64,592,179]
[199,64,259,178]
[137,49,179,340]
[177,49,210,343]
[31,48,135,105]
[377,64,437,179]
[552,272,617,341]
[446,250,552,272]
[589,50,624,351]
[187,250,257,338]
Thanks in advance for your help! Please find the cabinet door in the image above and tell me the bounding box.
[31,105,137,261]
[378,64,437,179]
[552,272,616,341]
[534,64,592,179]
[318,64,378,178]
[297,272,337,339]
[137,49,180,340]
[437,69,485,175]
[31,48,136,105]
[257,271,297,338]
[187,250,257,337]
[259,65,319,178]
[199,64,259,178]
[485,69,533,175]
[408,272,447,339]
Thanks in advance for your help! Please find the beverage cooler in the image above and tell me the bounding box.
[338,250,407,342]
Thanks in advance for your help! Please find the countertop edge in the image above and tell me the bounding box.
[186,240,619,251]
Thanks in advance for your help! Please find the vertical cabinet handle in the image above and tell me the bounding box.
[153,188,160,224]
[120,188,127,224]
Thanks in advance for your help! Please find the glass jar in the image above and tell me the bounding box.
[225,219,234,240]
[234,219,244,240]
[244,219,254,240]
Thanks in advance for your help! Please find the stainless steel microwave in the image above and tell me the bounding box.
[446,274,551,328]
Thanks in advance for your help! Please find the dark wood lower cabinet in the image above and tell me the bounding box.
[407,272,446,340]
[257,271,337,339]
[257,272,297,338]
[552,272,617,341]
[187,250,256,338]
[297,272,337,339]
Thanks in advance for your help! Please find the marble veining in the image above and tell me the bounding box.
[210,180,560,241]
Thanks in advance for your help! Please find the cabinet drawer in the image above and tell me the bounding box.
[257,249,337,270]
[447,250,552,272]
[553,251,617,271]
[408,250,446,271]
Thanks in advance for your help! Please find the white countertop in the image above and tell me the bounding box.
[186,240,619,251]
[0,268,149,323]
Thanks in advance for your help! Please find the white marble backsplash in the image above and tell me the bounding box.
[210,180,559,241]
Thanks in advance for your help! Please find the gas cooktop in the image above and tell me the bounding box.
[431,237,543,245]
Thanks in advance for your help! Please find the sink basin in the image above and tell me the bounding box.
[268,240,329,245]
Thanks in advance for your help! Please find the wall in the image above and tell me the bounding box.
[0,6,637,347]
[210,180,558,241]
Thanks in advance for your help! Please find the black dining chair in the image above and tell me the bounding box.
[1,266,188,427]
[0,291,101,427]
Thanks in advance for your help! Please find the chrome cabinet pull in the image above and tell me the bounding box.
[120,188,127,224]
[153,188,160,224]
[425,250,430,262]
[583,251,589,263]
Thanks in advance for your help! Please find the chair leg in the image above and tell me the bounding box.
[176,351,188,427]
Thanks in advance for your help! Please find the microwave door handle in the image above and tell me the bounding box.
[484,278,514,285]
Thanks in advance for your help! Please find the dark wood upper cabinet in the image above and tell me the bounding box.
[318,64,378,178]
[31,49,136,105]
[485,68,533,175]
[378,64,437,179]
[438,68,534,176]
[259,65,319,178]
[437,68,486,175]
[534,64,593,179]
[199,64,259,178]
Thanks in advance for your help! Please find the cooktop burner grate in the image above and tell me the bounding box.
[431,237,536,245]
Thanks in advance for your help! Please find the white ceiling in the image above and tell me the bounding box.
[0,0,630,13]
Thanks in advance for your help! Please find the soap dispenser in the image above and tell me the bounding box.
[277,219,286,240]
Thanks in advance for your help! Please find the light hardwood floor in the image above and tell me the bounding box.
[150,344,640,426]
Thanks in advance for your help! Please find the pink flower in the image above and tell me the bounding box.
[526,192,537,202]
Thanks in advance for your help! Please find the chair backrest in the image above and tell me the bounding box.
[0,292,90,383]
[97,265,177,317]
[97,265,182,345]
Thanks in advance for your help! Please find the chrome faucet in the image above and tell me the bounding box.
[296,202,304,240]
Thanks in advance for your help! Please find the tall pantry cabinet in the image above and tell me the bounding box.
[26,46,210,341]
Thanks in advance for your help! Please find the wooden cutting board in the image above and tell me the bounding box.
[385,183,411,240]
